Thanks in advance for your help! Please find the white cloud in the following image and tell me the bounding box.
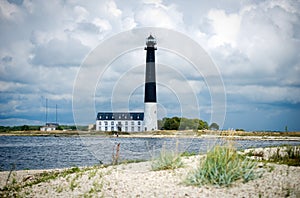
[105,0,122,18]
[207,9,241,48]
[0,0,21,20]
[93,18,112,32]
[135,3,183,29]
[74,5,89,23]
[122,17,137,30]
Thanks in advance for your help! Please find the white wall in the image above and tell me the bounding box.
[96,120,143,132]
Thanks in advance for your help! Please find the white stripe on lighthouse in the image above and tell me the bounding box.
[144,102,157,131]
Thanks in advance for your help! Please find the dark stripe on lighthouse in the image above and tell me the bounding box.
[144,46,157,103]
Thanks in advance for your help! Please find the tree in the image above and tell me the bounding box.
[162,117,180,130]
[157,120,164,129]
[21,125,29,131]
[162,117,209,131]
[57,125,64,130]
[209,122,219,130]
[198,120,209,130]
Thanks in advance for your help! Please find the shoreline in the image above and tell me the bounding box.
[1,146,300,197]
[1,131,300,141]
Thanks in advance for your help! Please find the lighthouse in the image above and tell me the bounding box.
[144,35,158,131]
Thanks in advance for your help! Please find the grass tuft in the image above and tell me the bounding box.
[151,146,183,171]
[185,145,258,187]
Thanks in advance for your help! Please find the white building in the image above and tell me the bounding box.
[40,123,59,131]
[96,112,144,132]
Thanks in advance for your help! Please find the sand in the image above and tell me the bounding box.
[1,148,300,198]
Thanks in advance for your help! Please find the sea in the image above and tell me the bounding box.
[0,135,299,171]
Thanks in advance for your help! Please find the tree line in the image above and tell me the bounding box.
[0,125,83,132]
[158,117,219,130]
[0,118,219,132]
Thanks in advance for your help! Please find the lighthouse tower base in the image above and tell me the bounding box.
[144,102,158,131]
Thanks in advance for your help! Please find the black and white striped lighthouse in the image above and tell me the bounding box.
[144,35,158,131]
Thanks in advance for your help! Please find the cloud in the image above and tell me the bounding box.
[201,1,300,107]
[227,85,300,104]
[122,17,137,30]
[0,0,22,20]
[207,9,241,48]
[1,55,12,63]
[30,37,90,67]
[0,0,299,130]
[134,2,184,29]
[106,0,122,17]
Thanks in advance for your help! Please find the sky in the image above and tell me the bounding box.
[0,0,300,131]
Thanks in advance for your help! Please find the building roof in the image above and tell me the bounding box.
[44,123,59,127]
[97,112,144,121]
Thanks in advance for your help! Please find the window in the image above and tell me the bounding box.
[99,122,101,125]
[111,127,114,131]
[138,126,140,131]
[111,121,114,125]
[131,121,134,125]
[138,121,141,125]
[118,121,121,126]
[125,121,128,125]
[104,121,108,126]
[105,127,108,131]
[131,126,134,131]
[125,126,128,131]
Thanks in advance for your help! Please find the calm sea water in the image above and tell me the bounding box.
[0,135,299,171]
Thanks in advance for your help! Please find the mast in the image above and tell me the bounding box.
[45,98,48,124]
[56,104,58,124]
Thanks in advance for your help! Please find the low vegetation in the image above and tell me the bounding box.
[151,146,183,171]
[0,165,107,197]
[185,144,259,187]
[269,146,300,166]
[0,125,87,133]
[158,117,209,130]
[180,151,197,157]
[246,145,300,166]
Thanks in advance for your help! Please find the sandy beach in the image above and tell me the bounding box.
[1,147,300,198]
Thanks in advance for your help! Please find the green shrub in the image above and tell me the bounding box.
[186,145,258,187]
[151,147,183,171]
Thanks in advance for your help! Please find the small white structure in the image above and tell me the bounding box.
[40,123,59,131]
[96,112,144,132]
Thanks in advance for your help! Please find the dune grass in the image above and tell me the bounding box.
[185,144,259,187]
[151,146,183,171]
